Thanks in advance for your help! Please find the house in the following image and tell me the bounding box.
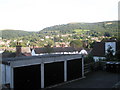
[16,44,31,57]
[31,47,91,56]
[91,39,120,62]
[0,44,32,58]
[0,51,16,58]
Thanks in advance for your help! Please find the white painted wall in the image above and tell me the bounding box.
[2,64,5,84]
[93,56,106,62]
[6,65,11,84]
[31,49,36,56]
[1,64,11,84]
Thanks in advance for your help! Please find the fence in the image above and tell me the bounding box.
[84,62,102,74]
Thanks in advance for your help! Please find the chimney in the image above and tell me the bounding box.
[16,42,22,56]
[33,45,35,49]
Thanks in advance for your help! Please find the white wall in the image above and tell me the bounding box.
[93,56,106,62]
[6,65,11,84]
[31,49,36,56]
[2,64,11,84]
[2,64,5,84]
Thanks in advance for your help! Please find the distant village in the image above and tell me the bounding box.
[0,36,120,62]
[0,34,113,51]
[0,34,105,48]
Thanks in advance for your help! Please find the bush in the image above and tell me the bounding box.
[84,54,94,64]
[115,50,120,61]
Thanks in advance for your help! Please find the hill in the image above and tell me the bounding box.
[40,21,119,37]
[0,30,36,39]
[0,21,119,39]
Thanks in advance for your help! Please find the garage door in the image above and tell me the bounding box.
[14,64,41,90]
[44,61,64,87]
[67,59,82,81]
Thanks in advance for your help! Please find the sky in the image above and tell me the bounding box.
[0,0,119,32]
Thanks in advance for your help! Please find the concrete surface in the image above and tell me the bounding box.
[52,70,120,88]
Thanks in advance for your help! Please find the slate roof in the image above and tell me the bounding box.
[91,42,105,57]
[34,47,76,54]
[0,52,16,58]
[34,47,91,54]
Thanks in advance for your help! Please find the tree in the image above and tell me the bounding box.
[84,54,94,64]
[44,44,53,54]
[104,32,111,37]
[89,41,96,48]
[9,42,16,47]
[70,40,83,48]
[114,50,120,61]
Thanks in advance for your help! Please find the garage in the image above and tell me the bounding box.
[14,64,41,90]
[2,54,83,89]
[67,59,82,81]
[44,61,64,87]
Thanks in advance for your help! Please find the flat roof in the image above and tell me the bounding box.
[1,54,82,67]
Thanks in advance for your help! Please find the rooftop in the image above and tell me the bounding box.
[1,54,82,67]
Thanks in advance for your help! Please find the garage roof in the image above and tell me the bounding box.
[1,54,82,67]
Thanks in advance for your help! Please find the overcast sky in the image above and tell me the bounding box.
[0,0,119,31]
